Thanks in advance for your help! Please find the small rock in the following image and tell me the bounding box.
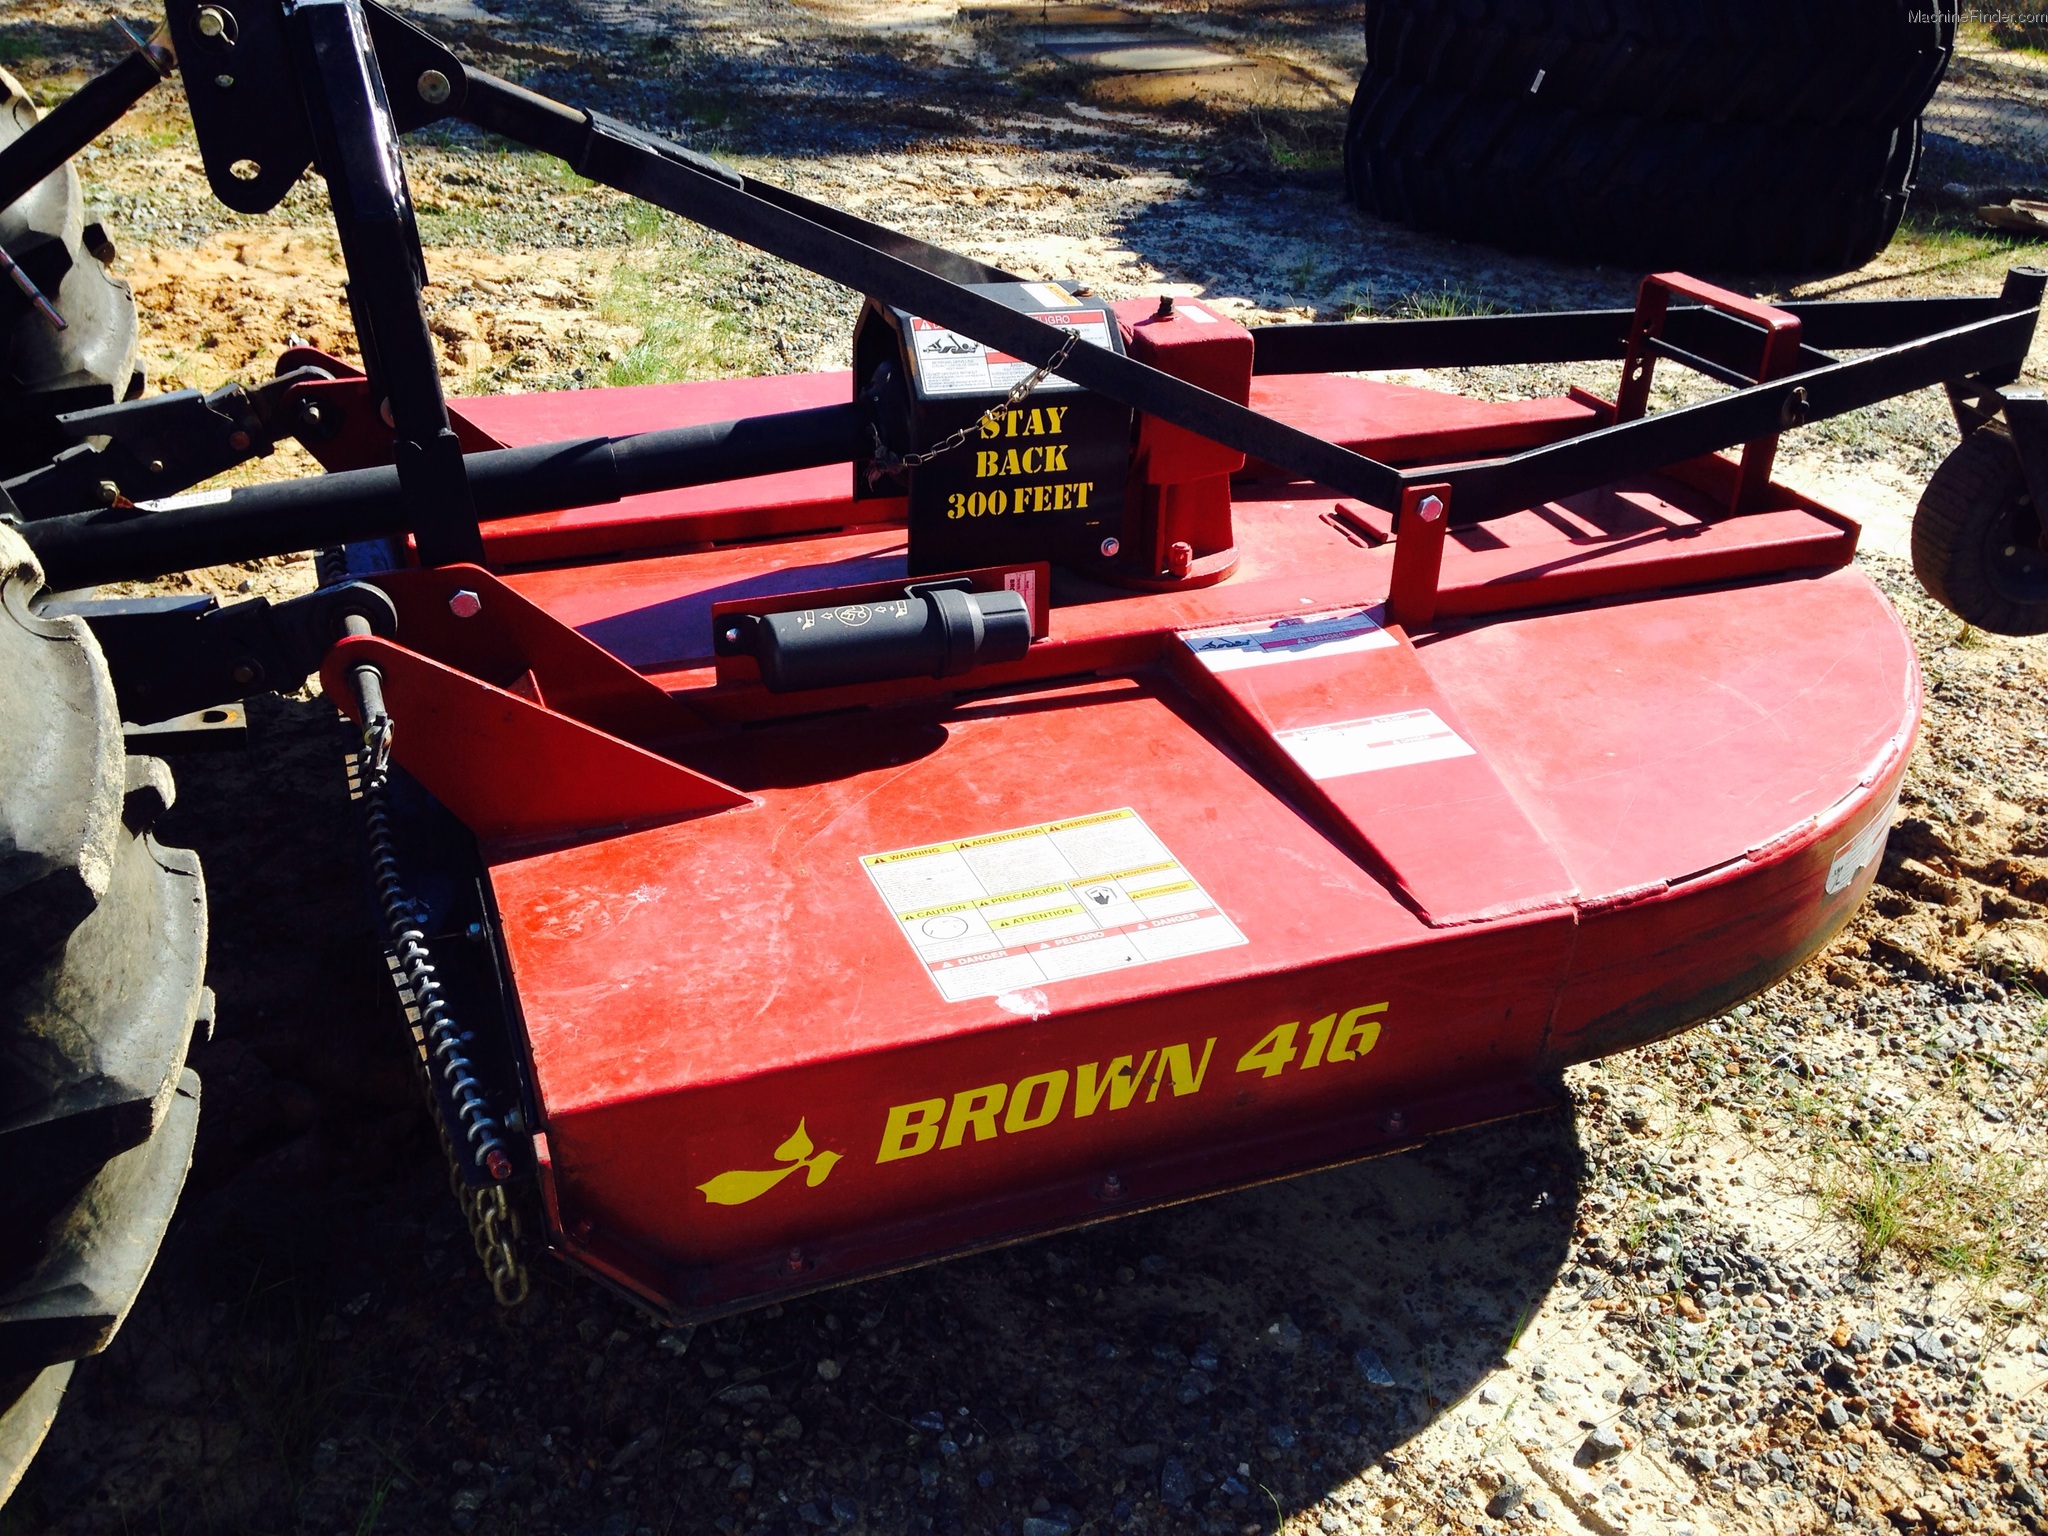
[815,1358,841,1381]
[608,1427,661,1470]
[1020,1519,1073,1536]
[1477,1383,1503,1406]
[1999,1290,2033,1314]
[1160,1458,1194,1507]
[655,1327,694,1356]
[1116,1444,1160,1467]
[1820,1399,1853,1431]
[1848,1320,1883,1355]
[1486,1481,1526,1518]
[1577,1424,1627,1465]
[1268,1424,1297,1450]
[1621,1372,1655,1405]
[1683,1447,1718,1475]
[1912,1329,1951,1363]
[1138,1254,1169,1275]
[910,1410,946,1431]
[728,1461,755,1491]
[1354,1346,1396,1387]
[1266,1318,1304,1353]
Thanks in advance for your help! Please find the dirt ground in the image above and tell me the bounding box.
[6,2,2048,1534]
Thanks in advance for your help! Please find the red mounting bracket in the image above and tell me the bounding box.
[1616,273,1804,515]
[323,635,749,846]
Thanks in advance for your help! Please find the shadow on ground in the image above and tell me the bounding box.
[3,697,1583,1536]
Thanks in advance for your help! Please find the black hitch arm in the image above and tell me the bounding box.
[3,367,339,518]
[40,580,399,725]
[0,24,175,215]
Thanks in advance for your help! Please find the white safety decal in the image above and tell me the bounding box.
[1274,708,1476,781]
[1826,797,1897,895]
[862,808,1245,1003]
[909,311,1113,397]
[1180,607,1394,673]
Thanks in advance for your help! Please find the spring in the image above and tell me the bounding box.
[360,752,512,1182]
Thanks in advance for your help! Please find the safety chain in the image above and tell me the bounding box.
[870,330,1079,474]
[344,680,532,1309]
[449,1126,533,1307]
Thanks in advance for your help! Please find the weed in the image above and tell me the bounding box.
[1390,284,1505,320]
[1818,1142,2045,1284]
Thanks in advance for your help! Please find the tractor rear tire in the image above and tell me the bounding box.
[0,67,144,480]
[1912,426,2048,636]
[0,521,206,1504]
[1347,0,1952,273]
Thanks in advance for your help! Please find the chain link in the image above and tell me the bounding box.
[463,1182,533,1307]
[871,330,1080,473]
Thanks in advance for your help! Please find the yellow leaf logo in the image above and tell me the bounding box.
[697,1118,841,1207]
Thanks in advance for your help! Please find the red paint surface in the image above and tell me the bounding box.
[352,367,1915,1317]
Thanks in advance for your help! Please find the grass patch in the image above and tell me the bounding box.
[1966,16,2048,54]
[1329,281,1506,321]
[1818,1143,2045,1285]
[595,205,767,387]
[1877,216,2040,286]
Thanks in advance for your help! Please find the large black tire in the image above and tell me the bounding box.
[0,67,143,480]
[1911,426,2048,636]
[1347,0,1952,273]
[1363,0,1953,129]
[1346,74,1919,272]
[0,521,206,1503]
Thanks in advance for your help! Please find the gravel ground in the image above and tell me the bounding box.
[4,3,2048,1534]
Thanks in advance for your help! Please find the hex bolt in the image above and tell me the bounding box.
[215,73,234,90]
[228,429,251,452]
[97,480,120,506]
[1167,540,1193,579]
[1154,294,1174,319]
[417,69,452,105]
[231,660,261,686]
[147,458,165,475]
[1100,536,1121,558]
[786,1247,806,1273]
[449,589,483,619]
[1416,494,1445,523]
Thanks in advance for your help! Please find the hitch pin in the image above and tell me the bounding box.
[0,243,65,331]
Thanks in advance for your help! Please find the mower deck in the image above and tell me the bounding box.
[331,367,1914,1318]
